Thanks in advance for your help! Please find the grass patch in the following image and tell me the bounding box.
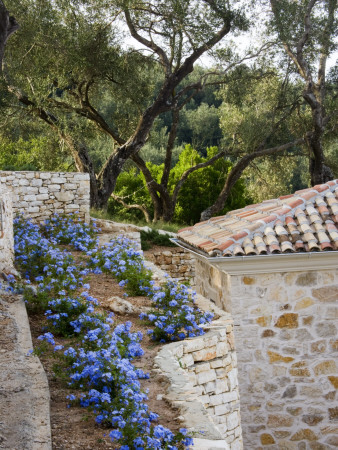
[90,209,184,233]
[140,229,177,250]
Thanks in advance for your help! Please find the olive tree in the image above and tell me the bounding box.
[3,0,249,209]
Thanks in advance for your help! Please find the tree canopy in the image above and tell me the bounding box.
[1,0,337,224]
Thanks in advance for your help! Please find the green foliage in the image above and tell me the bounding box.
[244,155,309,203]
[0,136,70,171]
[110,145,247,225]
[140,229,176,250]
[169,145,248,224]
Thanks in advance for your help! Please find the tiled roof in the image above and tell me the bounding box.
[177,180,338,257]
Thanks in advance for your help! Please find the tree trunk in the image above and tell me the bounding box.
[0,1,18,74]
[303,88,334,185]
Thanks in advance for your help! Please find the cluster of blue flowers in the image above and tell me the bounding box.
[42,213,99,251]
[13,214,194,449]
[141,280,214,342]
[87,237,153,296]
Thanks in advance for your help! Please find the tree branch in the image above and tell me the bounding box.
[110,193,151,223]
[124,8,170,74]
[172,149,227,204]
[200,137,306,220]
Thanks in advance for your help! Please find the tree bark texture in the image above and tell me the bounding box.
[0,1,18,73]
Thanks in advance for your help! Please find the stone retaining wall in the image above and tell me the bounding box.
[93,218,141,250]
[146,247,196,286]
[194,256,338,449]
[145,258,243,449]
[155,318,242,450]
[0,186,14,272]
[0,171,90,223]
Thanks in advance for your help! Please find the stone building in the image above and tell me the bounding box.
[177,180,338,448]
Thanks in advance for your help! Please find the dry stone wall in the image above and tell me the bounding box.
[145,247,196,286]
[93,218,142,249]
[194,256,338,449]
[0,171,90,223]
[145,258,243,450]
[155,318,242,450]
[0,186,14,272]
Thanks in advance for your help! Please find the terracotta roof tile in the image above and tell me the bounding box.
[177,180,338,257]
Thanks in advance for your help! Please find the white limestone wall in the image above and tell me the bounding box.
[0,186,14,272]
[155,319,242,450]
[0,171,90,223]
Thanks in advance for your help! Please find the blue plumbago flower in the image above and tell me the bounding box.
[140,278,213,342]
[13,214,194,449]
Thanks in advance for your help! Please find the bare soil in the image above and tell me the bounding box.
[28,249,182,450]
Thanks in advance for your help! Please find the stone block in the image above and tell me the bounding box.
[328,376,338,388]
[295,298,315,311]
[312,286,338,303]
[256,315,272,327]
[31,179,42,187]
[214,403,230,416]
[311,340,326,353]
[184,338,205,353]
[296,328,313,341]
[313,360,336,375]
[316,322,337,337]
[227,412,239,430]
[296,272,317,286]
[267,414,293,427]
[275,313,299,329]
[290,428,318,441]
[179,353,194,368]
[268,351,294,363]
[50,177,66,184]
[215,379,228,394]
[290,361,311,377]
[204,381,216,393]
[210,359,224,369]
[300,386,322,397]
[196,369,216,385]
[23,194,36,201]
[260,433,275,445]
[26,187,39,194]
[286,406,302,416]
[302,414,324,426]
[227,369,238,390]
[282,385,297,398]
[55,191,75,202]
[195,362,211,373]
[208,393,224,406]
[36,194,49,201]
[215,368,227,378]
[203,334,219,348]
[193,346,217,362]
[222,390,238,403]
[216,341,228,357]
[48,185,61,192]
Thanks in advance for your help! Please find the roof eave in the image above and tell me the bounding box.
[172,238,338,275]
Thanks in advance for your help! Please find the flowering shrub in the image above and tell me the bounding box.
[87,237,153,296]
[13,214,193,449]
[14,215,89,312]
[42,213,99,251]
[141,279,213,342]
